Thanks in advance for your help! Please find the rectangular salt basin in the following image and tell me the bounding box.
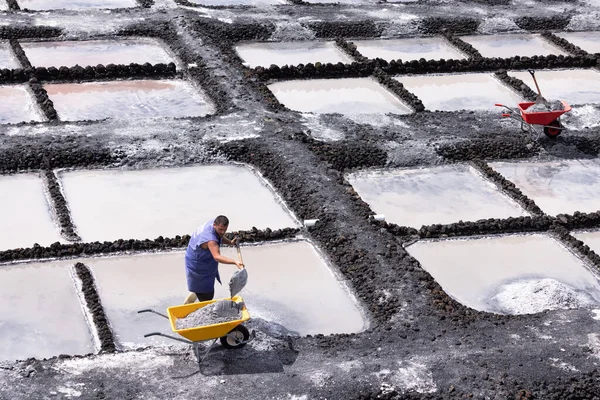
[44,80,214,121]
[235,41,352,68]
[556,32,600,54]
[17,0,138,10]
[268,77,412,115]
[0,174,63,251]
[393,72,523,111]
[59,165,299,243]
[490,159,600,216]
[459,33,567,58]
[573,230,600,254]
[0,85,43,124]
[0,261,94,361]
[88,241,366,348]
[347,164,528,228]
[406,233,600,314]
[0,41,19,69]
[21,39,176,69]
[353,37,467,62]
[508,69,600,105]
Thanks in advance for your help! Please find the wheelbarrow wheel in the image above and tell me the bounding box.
[544,119,563,138]
[220,325,250,349]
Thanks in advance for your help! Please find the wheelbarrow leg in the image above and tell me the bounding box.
[195,339,220,365]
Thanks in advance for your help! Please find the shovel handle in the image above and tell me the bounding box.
[236,245,244,266]
[528,69,543,96]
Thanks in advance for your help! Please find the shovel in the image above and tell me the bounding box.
[528,69,550,108]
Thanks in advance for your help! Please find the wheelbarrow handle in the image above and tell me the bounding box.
[137,309,169,319]
[143,332,195,345]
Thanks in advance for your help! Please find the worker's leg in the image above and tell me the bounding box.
[194,291,215,302]
[183,292,197,304]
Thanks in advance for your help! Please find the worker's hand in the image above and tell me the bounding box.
[235,261,244,269]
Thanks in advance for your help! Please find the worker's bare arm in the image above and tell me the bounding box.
[207,241,243,268]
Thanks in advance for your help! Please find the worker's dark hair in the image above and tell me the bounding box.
[214,215,229,226]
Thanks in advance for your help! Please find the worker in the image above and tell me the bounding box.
[185,215,244,302]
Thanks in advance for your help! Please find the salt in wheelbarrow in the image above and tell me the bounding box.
[138,295,255,367]
[495,100,572,138]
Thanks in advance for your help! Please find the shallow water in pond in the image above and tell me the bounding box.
[353,37,466,62]
[59,165,299,243]
[21,39,175,68]
[508,69,600,105]
[88,241,366,348]
[235,41,352,68]
[0,173,63,250]
[17,0,137,10]
[0,261,94,361]
[490,159,600,215]
[0,41,19,69]
[393,72,524,111]
[44,80,214,121]
[268,77,412,114]
[347,164,528,228]
[406,233,600,314]
[460,33,567,58]
[556,31,600,54]
[0,85,43,124]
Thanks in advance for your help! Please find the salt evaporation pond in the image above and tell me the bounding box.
[17,0,138,10]
[44,80,214,121]
[0,41,19,69]
[406,233,600,314]
[0,261,94,361]
[347,164,528,228]
[508,69,600,105]
[21,39,176,68]
[235,41,352,68]
[88,241,366,348]
[58,165,299,243]
[352,37,466,62]
[268,77,412,114]
[0,173,63,251]
[459,33,567,58]
[555,31,600,54]
[490,159,600,215]
[573,230,600,254]
[0,85,43,124]
[393,72,524,111]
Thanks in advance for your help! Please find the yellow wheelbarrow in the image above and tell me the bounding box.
[138,295,255,366]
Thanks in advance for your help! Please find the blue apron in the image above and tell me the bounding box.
[185,220,222,293]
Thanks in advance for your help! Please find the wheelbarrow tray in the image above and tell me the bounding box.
[167,295,250,342]
[518,101,572,125]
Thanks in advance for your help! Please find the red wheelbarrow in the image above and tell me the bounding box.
[495,101,572,138]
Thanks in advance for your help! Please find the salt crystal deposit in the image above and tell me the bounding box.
[175,301,242,330]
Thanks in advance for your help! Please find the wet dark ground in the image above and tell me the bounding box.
[2,0,600,399]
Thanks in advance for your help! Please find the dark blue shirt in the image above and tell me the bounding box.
[185,220,222,293]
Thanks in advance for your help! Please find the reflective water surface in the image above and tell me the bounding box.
[235,41,352,68]
[407,233,600,314]
[21,39,175,68]
[353,37,466,62]
[347,164,528,228]
[0,85,43,124]
[59,165,299,243]
[268,77,412,114]
[44,80,214,121]
[394,72,524,111]
[491,159,600,215]
[460,34,567,58]
[508,69,600,105]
